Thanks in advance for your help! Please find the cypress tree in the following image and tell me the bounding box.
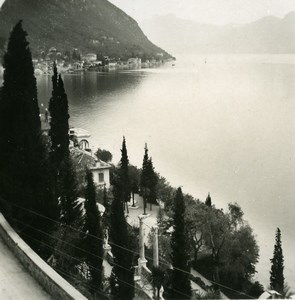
[168,188,191,299]
[59,157,82,226]
[84,169,104,294]
[0,21,40,207]
[118,137,131,213]
[0,21,59,255]
[270,228,284,294]
[140,145,158,212]
[146,157,158,211]
[49,66,70,171]
[110,138,134,300]
[205,193,212,207]
[140,144,149,214]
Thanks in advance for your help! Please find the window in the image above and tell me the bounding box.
[99,173,104,183]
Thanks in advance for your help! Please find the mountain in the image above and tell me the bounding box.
[0,0,170,59]
[141,13,295,54]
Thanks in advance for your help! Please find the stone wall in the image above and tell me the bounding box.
[0,213,87,300]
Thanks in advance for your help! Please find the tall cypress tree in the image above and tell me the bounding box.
[270,228,284,294]
[146,157,158,211]
[205,193,212,207]
[59,157,82,226]
[0,21,59,255]
[110,138,134,300]
[140,144,149,214]
[49,66,70,171]
[119,137,131,213]
[84,169,104,294]
[0,21,40,207]
[140,145,158,212]
[168,188,191,300]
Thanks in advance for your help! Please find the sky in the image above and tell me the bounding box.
[108,0,295,24]
[0,0,295,24]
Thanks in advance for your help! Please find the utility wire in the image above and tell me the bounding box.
[11,216,134,274]
[19,230,143,294]
[5,199,255,299]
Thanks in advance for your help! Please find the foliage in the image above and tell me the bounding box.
[0,21,59,256]
[152,266,165,299]
[205,193,212,207]
[140,145,158,212]
[59,157,83,226]
[270,228,285,294]
[117,137,131,213]
[167,188,191,299]
[129,165,140,206]
[84,169,104,294]
[95,148,113,163]
[110,138,134,299]
[219,225,259,289]
[49,65,70,171]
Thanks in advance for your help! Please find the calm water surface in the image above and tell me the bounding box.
[37,54,295,288]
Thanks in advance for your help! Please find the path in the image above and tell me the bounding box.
[0,237,51,300]
[127,194,159,244]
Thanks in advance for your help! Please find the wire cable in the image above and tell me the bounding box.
[4,199,255,299]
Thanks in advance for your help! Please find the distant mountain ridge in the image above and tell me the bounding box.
[141,12,295,54]
[0,0,170,59]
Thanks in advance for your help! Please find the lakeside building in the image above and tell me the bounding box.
[41,117,111,188]
[71,148,111,189]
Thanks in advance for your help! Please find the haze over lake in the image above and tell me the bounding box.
[36,54,295,288]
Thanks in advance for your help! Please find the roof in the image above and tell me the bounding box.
[71,148,111,171]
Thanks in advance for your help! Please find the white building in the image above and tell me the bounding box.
[90,159,111,188]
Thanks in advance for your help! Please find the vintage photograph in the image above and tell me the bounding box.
[0,0,294,299]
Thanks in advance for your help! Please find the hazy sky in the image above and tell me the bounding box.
[0,0,295,25]
[108,0,295,24]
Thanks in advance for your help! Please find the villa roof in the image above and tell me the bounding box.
[71,148,111,171]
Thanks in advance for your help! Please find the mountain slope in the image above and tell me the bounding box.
[141,13,295,54]
[0,0,170,59]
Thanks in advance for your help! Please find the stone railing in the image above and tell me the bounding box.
[0,213,87,300]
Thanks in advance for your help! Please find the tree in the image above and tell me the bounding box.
[84,169,104,294]
[129,165,140,207]
[117,137,131,213]
[140,145,158,212]
[152,266,165,299]
[270,228,284,294]
[168,187,191,299]
[140,144,149,214]
[0,21,59,253]
[146,158,158,211]
[110,138,134,300]
[205,193,212,207]
[95,148,112,162]
[49,65,70,171]
[219,224,259,289]
[59,157,82,226]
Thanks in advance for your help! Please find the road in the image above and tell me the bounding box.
[0,237,51,300]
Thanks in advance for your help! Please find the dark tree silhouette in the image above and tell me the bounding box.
[168,188,191,299]
[110,138,134,299]
[49,65,70,170]
[140,145,158,212]
[0,21,59,253]
[270,228,284,294]
[84,169,104,294]
[205,193,212,207]
[59,157,82,226]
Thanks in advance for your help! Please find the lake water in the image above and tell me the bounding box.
[36,54,295,289]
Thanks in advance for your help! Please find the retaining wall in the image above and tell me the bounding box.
[0,213,87,300]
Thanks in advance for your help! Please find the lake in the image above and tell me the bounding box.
[36,54,295,289]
